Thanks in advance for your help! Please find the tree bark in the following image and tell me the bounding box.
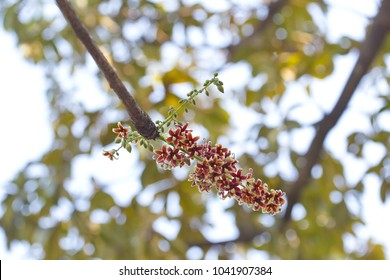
[56,0,159,139]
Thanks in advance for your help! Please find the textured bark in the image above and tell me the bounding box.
[56,0,159,139]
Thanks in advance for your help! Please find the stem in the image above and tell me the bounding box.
[55,0,158,139]
[157,78,217,130]
[158,101,189,129]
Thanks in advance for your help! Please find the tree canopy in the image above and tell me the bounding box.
[1,0,389,259]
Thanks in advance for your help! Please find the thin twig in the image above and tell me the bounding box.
[55,0,159,139]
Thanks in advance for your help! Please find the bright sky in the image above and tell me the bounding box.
[1,0,389,259]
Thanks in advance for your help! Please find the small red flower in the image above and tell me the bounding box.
[103,150,117,160]
[154,145,188,169]
[166,123,200,155]
[166,127,186,146]
[112,122,129,139]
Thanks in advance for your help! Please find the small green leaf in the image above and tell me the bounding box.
[125,143,132,153]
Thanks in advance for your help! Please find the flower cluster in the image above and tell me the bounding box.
[153,123,286,215]
[103,74,286,215]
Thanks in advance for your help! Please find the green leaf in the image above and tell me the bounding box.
[125,143,132,153]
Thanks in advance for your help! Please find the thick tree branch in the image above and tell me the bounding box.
[282,0,390,225]
[56,0,159,139]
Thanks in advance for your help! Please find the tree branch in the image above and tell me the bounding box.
[55,0,159,139]
[282,0,390,226]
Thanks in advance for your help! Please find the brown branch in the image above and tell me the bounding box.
[55,0,159,139]
[282,0,390,226]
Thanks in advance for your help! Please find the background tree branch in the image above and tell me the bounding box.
[190,0,390,249]
[282,0,390,225]
[55,0,159,139]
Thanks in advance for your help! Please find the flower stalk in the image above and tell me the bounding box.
[103,74,286,215]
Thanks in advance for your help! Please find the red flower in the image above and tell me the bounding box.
[112,122,129,139]
[166,123,200,155]
[166,127,187,146]
[154,145,188,169]
[103,150,117,160]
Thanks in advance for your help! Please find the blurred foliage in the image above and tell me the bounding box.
[0,0,389,259]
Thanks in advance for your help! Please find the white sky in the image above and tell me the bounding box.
[1,0,389,259]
